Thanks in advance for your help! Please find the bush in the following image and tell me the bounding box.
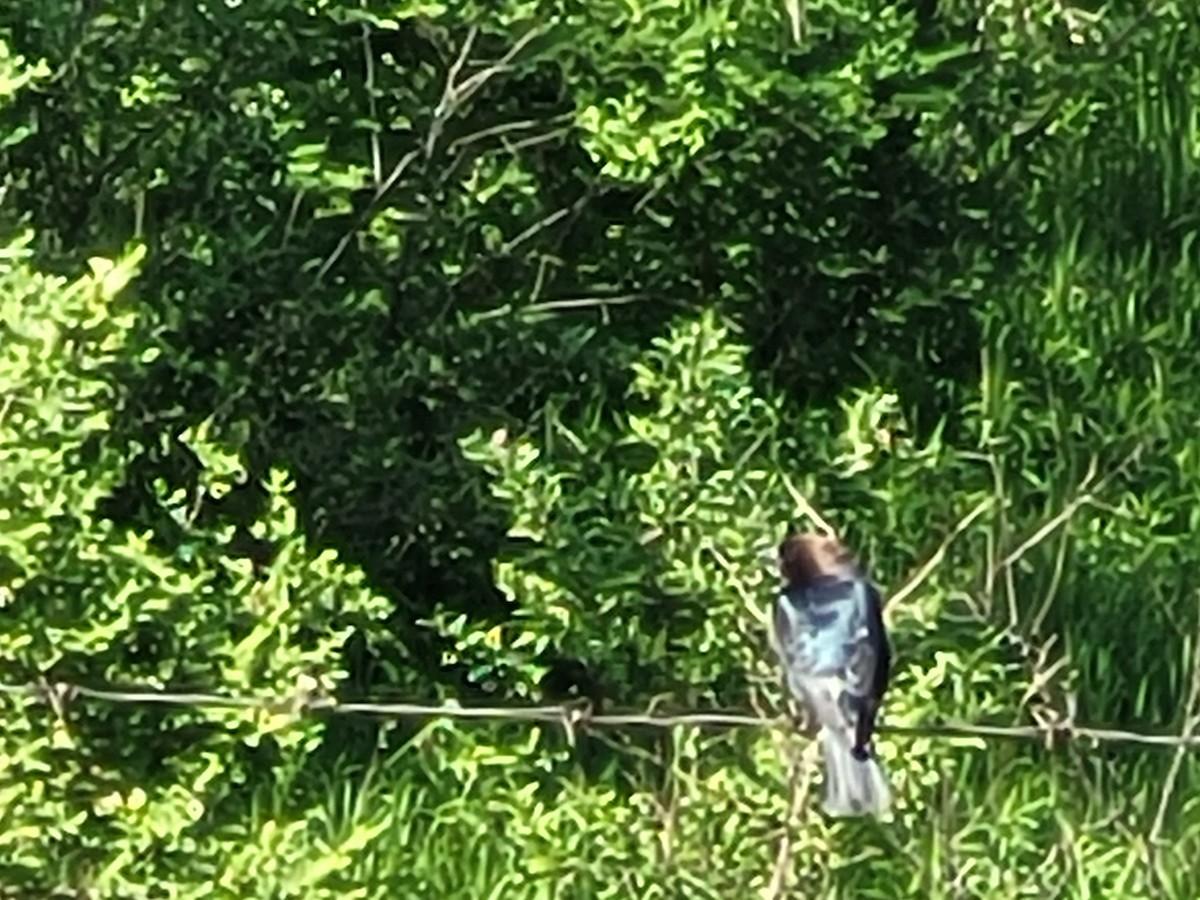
[2,2,1200,896]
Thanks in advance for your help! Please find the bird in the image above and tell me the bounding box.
[767,530,893,817]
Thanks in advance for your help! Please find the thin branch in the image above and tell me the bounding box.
[424,25,542,159]
[361,21,382,185]
[448,114,573,156]
[993,457,1099,575]
[1149,593,1200,843]
[888,495,995,609]
[453,27,544,106]
[280,189,306,249]
[763,741,816,900]
[1029,526,1071,638]
[778,472,836,537]
[982,442,1147,730]
[425,26,478,158]
[503,126,573,154]
[311,149,420,286]
[993,444,1143,577]
[469,293,652,324]
[498,197,585,257]
[314,23,546,287]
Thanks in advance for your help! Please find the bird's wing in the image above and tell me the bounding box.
[772,579,882,738]
[849,582,890,752]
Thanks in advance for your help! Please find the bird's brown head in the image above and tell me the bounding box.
[777,532,855,585]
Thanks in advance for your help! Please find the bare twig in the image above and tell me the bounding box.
[888,495,995,609]
[1149,593,1200,843]
[993,444,1143,577]
[280,189,306,249]
[468,293,652,324]
[503,126,573,154]
[448,114,573,156]
[361,22,382,185]
[497,196,586,257]
[993,461,1098,574]
[979,442,1147,732]
[763,741,817,900]
[453,27,543,107]
[778,472,836,537]
[1029,526,1071,638]
[311,148,420,286]
[425,26,479,158]
[314,24,545,286]
[425,25,542,158]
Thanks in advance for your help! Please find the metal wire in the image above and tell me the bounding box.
[3,679,1198,749]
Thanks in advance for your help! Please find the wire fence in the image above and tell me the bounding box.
[4,678,1199,750]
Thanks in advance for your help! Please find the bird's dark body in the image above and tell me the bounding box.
[775,575,890,759]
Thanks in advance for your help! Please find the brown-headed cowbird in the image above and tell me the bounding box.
[769,531,892,817]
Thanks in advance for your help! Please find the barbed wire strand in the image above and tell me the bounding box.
[3,679,1199,749]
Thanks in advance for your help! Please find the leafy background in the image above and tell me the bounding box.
[1,0,1199,896]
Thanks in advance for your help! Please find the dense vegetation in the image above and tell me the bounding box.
[2,1,1199,896]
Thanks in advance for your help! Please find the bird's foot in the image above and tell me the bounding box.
[788,709,819,738]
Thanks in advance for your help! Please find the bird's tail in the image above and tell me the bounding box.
[816,726,892,817]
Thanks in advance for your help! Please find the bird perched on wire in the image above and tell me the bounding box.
[767,530,893,817]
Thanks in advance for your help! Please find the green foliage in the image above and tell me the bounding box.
[2,0,1200,896]
[0,226,398,894]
